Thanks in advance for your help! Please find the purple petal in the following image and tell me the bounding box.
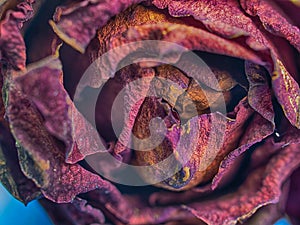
[186,134,300,225]
[4,59,131,223]
[0,0,34,70]
[39,197,105,225]
[0,122,41,204]
[272,58,300,128]
[14,54,106,163]
[50,0,145,53]
[245,61,275,124]
[240,0,300,51]
[152,0,300,129]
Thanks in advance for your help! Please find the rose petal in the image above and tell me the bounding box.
[274,0,300,27]
[50,0,145,53]
[132,96,183,188]
[6,86,103,200]
[13,54,106,163]
[126,134,299,225]
[237,1,300,129]
[125,23,263,65]
[128,204,193,225]
[80,188,138,223]
[245,61,275,124]
[24,0,60,63]
[240,0,300,51]
[5,63,134,222]
[0,0,34,70]
[286,167,300,224]
[242,176,290,225]
[272,58,300,128]
[212,112,275,189]
[96,4,177,55]
[0,65,40,204]
[112,65,156,155]
[39,197,105,225]
[185,135,300,225]
[3,68,131,222]
[6,86,133,221]
[188,99,254,190]
[152,0,300,129]
[152,0,172,9]
[134,97,255,190]
[152,0,267,47]
[0,122,41,204]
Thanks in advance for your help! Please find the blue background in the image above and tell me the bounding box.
[0,184,52,225]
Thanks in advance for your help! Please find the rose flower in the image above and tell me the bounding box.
[0,0,300,224]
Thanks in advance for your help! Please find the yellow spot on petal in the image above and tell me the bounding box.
[49,20,85,53]
[174,150,180,160]
[39,159,50,171]
[182,166,190,182]
[186,120,191,134]
[290,0,300,7]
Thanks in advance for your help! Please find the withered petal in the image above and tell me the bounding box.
[286,167,300,224]
[39,197,105,225]
[243,160,291,225]
[4,62,131,221]
[191,99,253,190]
[273,0,300,28]
[128,204,194,225]
[134,97,255,190]
[245,61,274,125]
[272,58,300,129]
[124,23,263,64]
[124,134,299,225]
[177,100,252,189]
[152,0,267,46]
[0,0,34,70]
[243,188,288,225]
[50,0,145,53]
[13,53,106,163]
[153,0,300,129]
[212,112,275,189]
[0,64,40,204]
[0,122,41,204]
[113,65,156,155]
[240,0,300,51]
[7,86,114,202]
[185,134,300,225]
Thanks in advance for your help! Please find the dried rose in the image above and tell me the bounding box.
[0,0,300,225]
